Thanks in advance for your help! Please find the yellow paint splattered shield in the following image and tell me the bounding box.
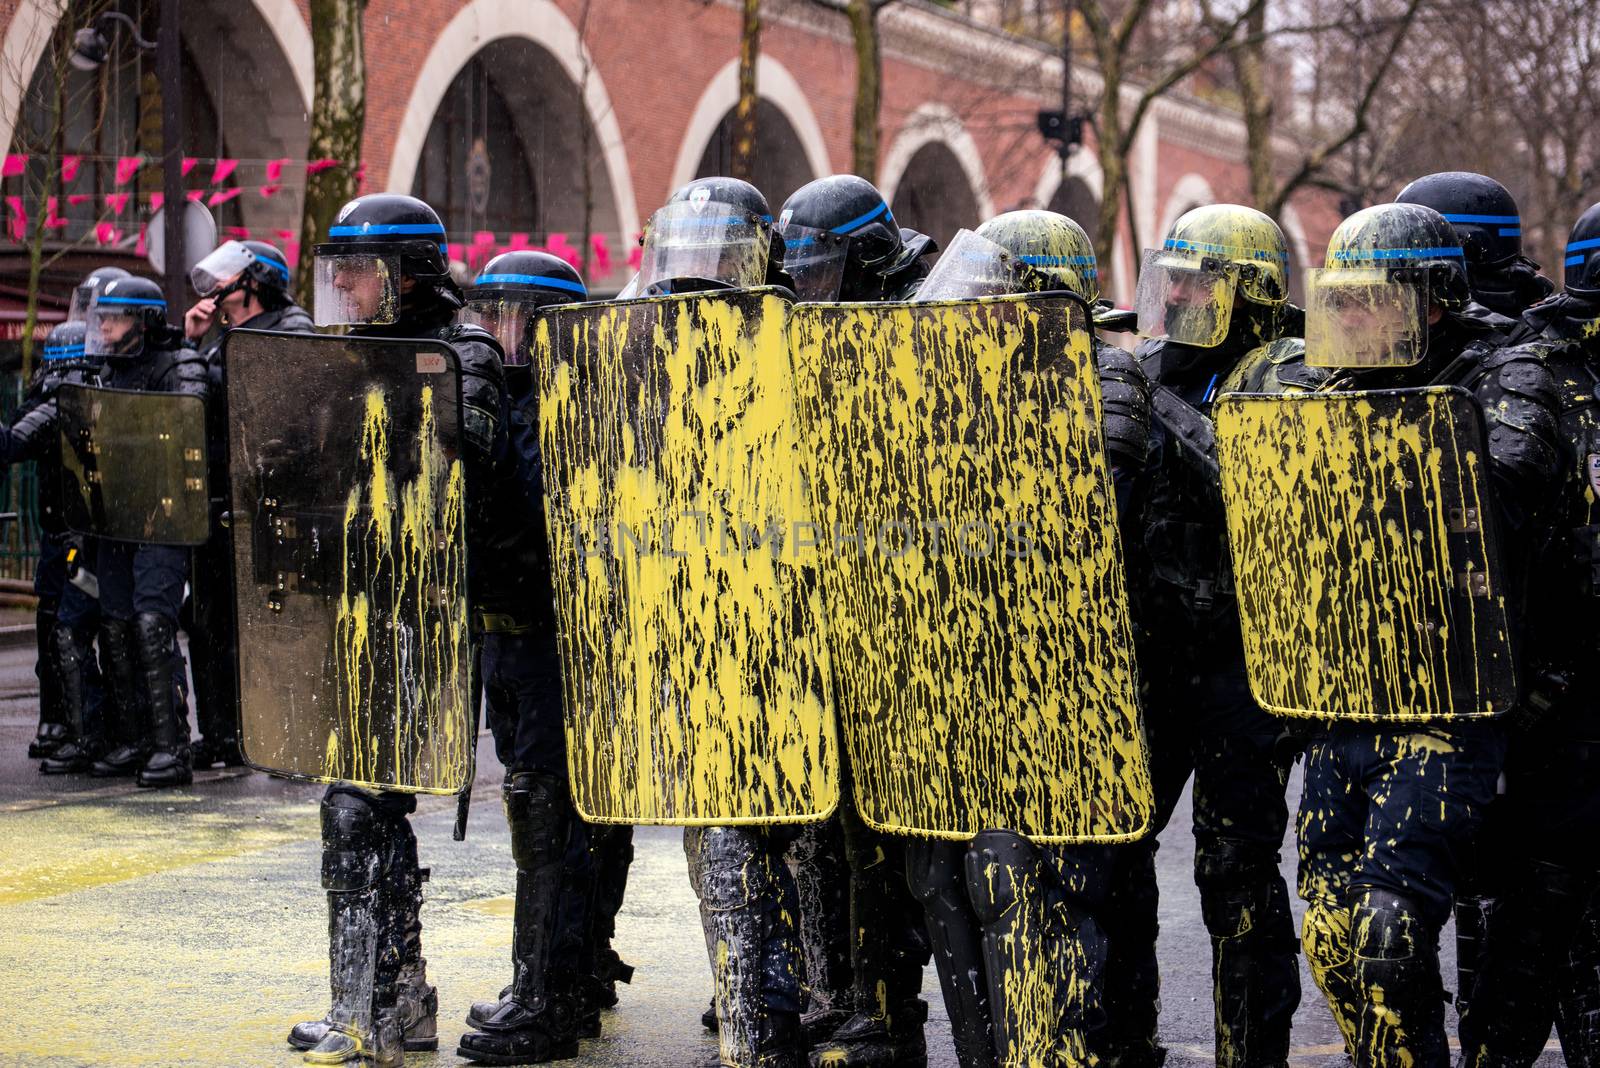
[533,291,840,825]
[786,295,1152,844]
[56,384,210,545]
[224,330,473,794]
[1215,386,1516,722]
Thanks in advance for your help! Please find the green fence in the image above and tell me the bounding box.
[0,373,42,582]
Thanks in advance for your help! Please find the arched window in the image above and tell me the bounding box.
[693,99,817,211]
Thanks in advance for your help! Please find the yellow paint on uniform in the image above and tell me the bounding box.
[533,292,839,825]
[1215,388,1515,722]
[785,296,1152,844]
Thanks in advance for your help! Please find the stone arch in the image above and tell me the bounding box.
[669,55,831,206]
[386,0,639,282]
[693,99,818,211]
[1031,152,1139,304]
[878,104,993,248]
[1157,173,1218,241]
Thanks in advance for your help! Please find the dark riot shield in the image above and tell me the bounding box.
[786,295,1153,845]
[56,384,210,545]
[223,329,472,794]
[532,290,839,826]
[1215,386,1516,722]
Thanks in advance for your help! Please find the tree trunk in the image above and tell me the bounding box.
[847,0,882,178]
[1092,50,1124,275]
[295,0,367,307]
[1233,1,1274,211]
[731,0,762,183]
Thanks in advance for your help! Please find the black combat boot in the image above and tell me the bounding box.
[132,614,191,788]
[40,624,102,774]
[89,619,149,776]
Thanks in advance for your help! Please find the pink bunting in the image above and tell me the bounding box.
[306,158,339,176]
[95,222,121,246]
[627,236,644,271]
[2,154,25,178]
[67,194,91,206]
[546,232,580,270]
[150,192,164,212]
[225,226,252,240]
[589,233,612,276]
[275,229,296,243]
[283,240,299,265]
[209,159,237,186]
[114,156,143,185]
[61,156,82,183]
[447,243,465,264]
[181,157,199,177]
[265,158,289,182]
[208,187,242,207]
[186,189,206,202]
[44,197,66,229]
[259,184,281,199]
[136,224,147,258]
[354,163,367,188]
[105,192,131,215]
[5,196,25,241]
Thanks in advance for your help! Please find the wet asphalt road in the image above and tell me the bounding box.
[0,640,1565,1066]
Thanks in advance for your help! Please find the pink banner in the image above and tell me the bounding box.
[181,157,199,177]
[546,232,580,270]
[2,154,25,178]
[306,159,339,176]
[67,193,91,206]
[208,187,242,207]
[105,192,131,215]
[149,193,164,213]
[224,226,252,240]
[354,162,367,188]
[95,222,121,246]
[506,232,532,252]
[589,233,612,277]
[136,224,147,258]
[275,229,296,243]
[258,184,282,199]
[186,189,206,202]
[283,240,299,266]
[447,243,465,264]
[265,158,289,182]
[61,155,82,183]
[5,196,25,241]
[114,156,143,185]
[210,159,238,185]
[44,197,66,229]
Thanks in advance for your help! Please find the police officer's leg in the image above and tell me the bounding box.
[461,630,585,1063]
[1555,892,1600,1066]
[88,540,152,776]
[39,575,103,773]
[292,786,403,1067]
[1188,674,1300,1068]
[688,825,805,1067]
[1296,732,1364,1056]
[1347,726,1502,1068]
[587,824,636,996]
[906,838,996,1067]
[790,815,854,1033]
[129,544,192,787]
[1043,845,1115,1068]
[28,531,69,757]
[808,794,931,1067]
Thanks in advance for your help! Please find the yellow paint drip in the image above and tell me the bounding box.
[1215,388,1515,722]
[785,297,1151,844]
[533,293,839,824]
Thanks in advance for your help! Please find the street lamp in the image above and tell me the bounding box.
[68,4,186,314]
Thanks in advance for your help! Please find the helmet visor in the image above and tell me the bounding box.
[84,294,154,357]
[313,252,400,326]
[68,282,98,324]
[1135,248,1235,347]
[460,298,535,366]
[914,230,1038,301]
[779,224,850,301]
[1304,268,1428,368]
[190,240,257,296]
[635,202,772,295]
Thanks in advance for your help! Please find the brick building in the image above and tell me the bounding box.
[0,0,1340,313]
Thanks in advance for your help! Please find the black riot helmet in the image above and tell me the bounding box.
[83,274,178,359]
[190,239,294,311]
[1563,202,1600,300]
[68,265,132,323]
[1396,172,1524,267]
[462,250,588,366]
[777,174,905,300]
[41,320,87,362]
[312,193,458,326]
[636,176,787,296]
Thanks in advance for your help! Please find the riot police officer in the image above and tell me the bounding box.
[16,312,109,763]
[1395,171,1554,321]
[904,208,1151,1067]
[1102,204,1303,1068]
[1245,202,1560,1068]
[182,239,313,768]
[445,250,602,1065]
[772,173,938,1065]
[286,193,525,1066]
[1455,201,1600,1067]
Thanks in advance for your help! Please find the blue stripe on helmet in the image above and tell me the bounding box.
[43,344,85,360]
[1499,228,1521,237]
[1163,238,1289,262]
[1567,237,1600,253]
[329,222,447,238]
[474,273,588,294]
[831,200,890,235]
[1331,246,1466,261]
[1020,254,1097,267]
[1569,254,1587,267]
[96,296,167,308]
[1440,213,1520,225]
[260,257,291,282]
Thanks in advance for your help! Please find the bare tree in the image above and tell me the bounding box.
[731,0,762,183]
[805,0,900,177]
[294,0,366,306]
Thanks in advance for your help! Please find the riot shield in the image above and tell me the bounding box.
[224,329,472,794]
[56,385,209,545]
[1215,386,1515,722]
[532,290,839,826]
[786,295,1153,845]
